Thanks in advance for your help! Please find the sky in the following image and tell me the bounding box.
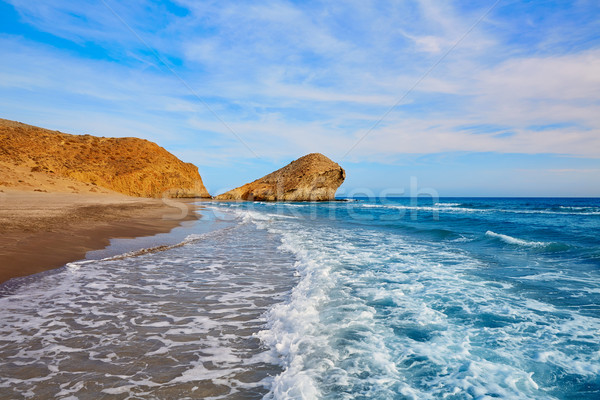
[1,0,599,197]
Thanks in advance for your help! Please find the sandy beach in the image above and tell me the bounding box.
[0,190,199,284]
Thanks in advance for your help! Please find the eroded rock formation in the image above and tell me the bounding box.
[0,118,211,198]
[216,153,345,201]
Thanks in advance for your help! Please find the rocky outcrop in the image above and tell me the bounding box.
[216,153,345,201]
[0,118,211,198]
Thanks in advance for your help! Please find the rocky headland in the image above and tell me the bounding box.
[216,153,345,201]
[0,118,347,282]
[0,119,210,198]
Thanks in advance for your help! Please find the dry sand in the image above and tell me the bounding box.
[0,189,200,284]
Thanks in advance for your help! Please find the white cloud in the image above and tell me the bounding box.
[476,50,600,100]
[2,0,600,170]
[414,35,445,53]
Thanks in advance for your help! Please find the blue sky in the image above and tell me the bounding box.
[1,0,599,196]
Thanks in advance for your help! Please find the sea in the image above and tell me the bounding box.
[1,197,599,399]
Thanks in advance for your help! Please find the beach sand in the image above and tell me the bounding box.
[0,190,199,284]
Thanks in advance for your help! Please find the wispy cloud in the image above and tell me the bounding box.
[1,0,599,195]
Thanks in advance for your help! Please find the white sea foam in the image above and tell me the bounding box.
[0,220,296,399]
[358,202,600,216]
[501,209,600,216]
[230,205,600,399]
[360,203,492,214]
[559,205,600,212]
[485,230,548,247]
[2,202,598,399]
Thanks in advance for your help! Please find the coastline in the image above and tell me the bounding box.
[0,190,201,284]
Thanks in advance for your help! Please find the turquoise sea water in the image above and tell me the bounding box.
[1,198,599,399]
[217,197,600,399]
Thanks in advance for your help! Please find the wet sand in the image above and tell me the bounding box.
[0,190,200,284]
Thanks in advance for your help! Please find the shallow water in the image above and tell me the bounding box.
[0,217,297,399]
[1,197,599,399]
[217,198,600,399]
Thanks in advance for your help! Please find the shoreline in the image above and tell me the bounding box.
[0,190,201,284]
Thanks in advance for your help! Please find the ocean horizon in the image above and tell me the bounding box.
[1,196,599,399]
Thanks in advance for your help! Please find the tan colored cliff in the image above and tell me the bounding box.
[0,118,211,198]
[216,153,345,201]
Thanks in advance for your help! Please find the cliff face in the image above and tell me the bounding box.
[0,119,211,198]
[216,153,345,201]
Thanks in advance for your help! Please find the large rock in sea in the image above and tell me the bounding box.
[0,118,211,198]
[216,153,345,201]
